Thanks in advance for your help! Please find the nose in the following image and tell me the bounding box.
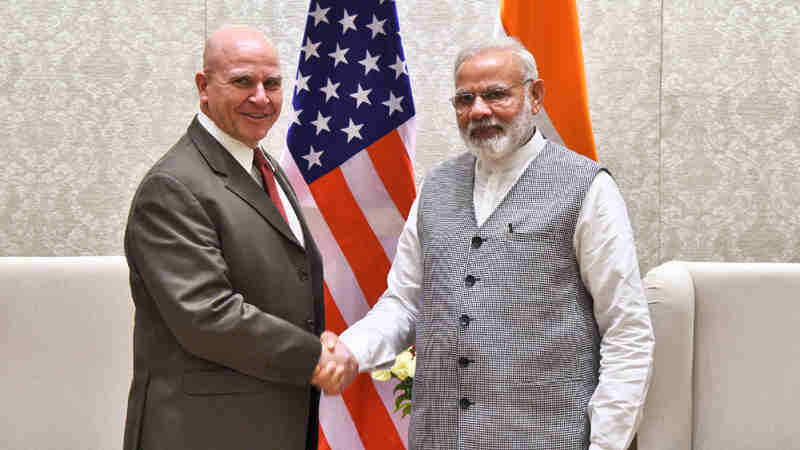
[249,83,270,107]
[468,95,492,121]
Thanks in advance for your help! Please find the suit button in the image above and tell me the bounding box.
[459,314,471,328]
[298,269,309,281]
[464,275,476,287]
[460,398,472,410]
[458,357,471,368]
[305,319,314,330]
[471,236,483,249]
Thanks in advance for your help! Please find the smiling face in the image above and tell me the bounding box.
[454,48,543,161]
[195,27,282,148]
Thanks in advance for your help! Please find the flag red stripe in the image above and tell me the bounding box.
[323,283,405,449]
[366,130,417,219]
[318,427,331,450]
[310,168,391,306]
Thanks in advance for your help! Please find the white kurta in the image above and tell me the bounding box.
[341,128,654,450]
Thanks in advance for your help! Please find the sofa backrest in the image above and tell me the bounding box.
[0,257,133,450]
[639,261,800,450]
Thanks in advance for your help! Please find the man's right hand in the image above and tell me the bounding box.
[310,331,358,394]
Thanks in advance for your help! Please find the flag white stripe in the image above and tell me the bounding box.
[372,378,411,447]
[340,151,406,262]
[282,148,413,446]
[319,395,367,450]
[397,117,417,163]
[280,152,372,326]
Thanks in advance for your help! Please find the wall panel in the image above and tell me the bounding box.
[579,0,663,272]
[2,0,798,269]
[661,0,800,262]
[0,0,204,255]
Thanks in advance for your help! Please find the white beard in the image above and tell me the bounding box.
[459,97,534,161]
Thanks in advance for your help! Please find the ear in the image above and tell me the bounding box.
[528,79,545,115]
[195,71,209,104]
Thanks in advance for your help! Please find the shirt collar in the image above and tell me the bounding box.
[475,126,546,175]
[197,111,256,174]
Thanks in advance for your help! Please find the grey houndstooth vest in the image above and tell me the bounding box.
[410,141,604,450]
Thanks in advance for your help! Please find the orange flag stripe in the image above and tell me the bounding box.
[323,282,406,449]
[366,129,417,219]
[500,0,597,161]
[309,167,391,307]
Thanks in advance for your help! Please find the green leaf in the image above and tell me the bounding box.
[395,394,405,411]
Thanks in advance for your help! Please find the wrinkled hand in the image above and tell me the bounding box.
[310,331,359,395]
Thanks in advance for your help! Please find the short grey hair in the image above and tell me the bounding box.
[453,36,538,82]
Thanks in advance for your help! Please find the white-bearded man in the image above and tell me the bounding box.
[323,37,654,450]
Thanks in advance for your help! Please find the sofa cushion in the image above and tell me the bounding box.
[0,257,132,450]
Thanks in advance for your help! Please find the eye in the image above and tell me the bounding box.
[263,78,282,91]
[232,77,253,88]
[482,88,510,102]
[454,92,475,107]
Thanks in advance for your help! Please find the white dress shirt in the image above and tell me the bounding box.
[340,128,654,450]
[197,112,304,247]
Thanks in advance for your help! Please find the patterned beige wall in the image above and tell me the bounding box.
[660,0,800,263]
[1,0,798,274]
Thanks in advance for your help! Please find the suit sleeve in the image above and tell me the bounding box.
[126,172,321,386]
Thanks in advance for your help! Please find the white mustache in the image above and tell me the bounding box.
[467,118,505,138]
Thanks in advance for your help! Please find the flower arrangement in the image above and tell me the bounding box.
[371,346,415,417]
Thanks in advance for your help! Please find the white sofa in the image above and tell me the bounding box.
[3,257,800,449]
[0,257,133,450]
[639,261,800,450]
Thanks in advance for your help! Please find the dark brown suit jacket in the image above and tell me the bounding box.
[123,117,324,450]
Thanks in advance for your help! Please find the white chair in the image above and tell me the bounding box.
[0,257,133,450]
[639,261,800,450]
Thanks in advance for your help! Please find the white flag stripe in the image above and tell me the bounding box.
[283,150,412,445]
[397,117,417,163]
[340,151,406,262]
[279,152,372,326]
[319,395,366,450]
[372,377,411,448]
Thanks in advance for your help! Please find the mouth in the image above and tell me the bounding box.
[242,112,269,120]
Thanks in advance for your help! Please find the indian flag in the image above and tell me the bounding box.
[497,0,598,161]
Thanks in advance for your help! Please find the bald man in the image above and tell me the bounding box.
[122,26,351,450]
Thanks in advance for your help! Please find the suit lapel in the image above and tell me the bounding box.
[187,118,303,249]
[263,151,320,258]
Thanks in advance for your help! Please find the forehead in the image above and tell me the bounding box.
[214,38,281,76]
[455,49,521,90]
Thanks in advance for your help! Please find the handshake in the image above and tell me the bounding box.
[310,331,359,395]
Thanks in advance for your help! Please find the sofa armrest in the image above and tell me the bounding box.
[638,261,695,450]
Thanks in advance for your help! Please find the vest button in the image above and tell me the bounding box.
[459,314,471,328]
[471,236,483,249]
[464,275,476,287]
[458,357,471,368]
[460,398,472,410]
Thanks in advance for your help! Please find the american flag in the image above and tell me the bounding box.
[280,1,416,448]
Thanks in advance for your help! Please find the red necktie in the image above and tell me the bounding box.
[253,148,288,223]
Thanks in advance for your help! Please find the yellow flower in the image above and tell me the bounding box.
[391,349,415,380]
[371,369,392,381]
